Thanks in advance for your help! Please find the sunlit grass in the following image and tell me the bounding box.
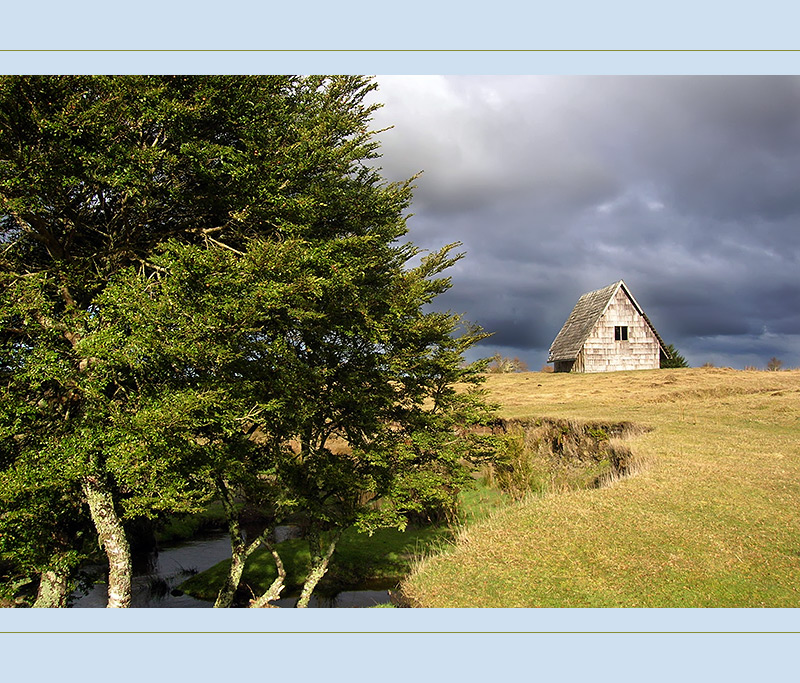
[401,368,800,607]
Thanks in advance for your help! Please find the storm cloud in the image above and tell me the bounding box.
[367,76,800,369]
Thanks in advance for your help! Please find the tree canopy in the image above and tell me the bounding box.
[0,75,496,607]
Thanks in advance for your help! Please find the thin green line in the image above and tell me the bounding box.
[1,49,800,53]
[3,631,800,634]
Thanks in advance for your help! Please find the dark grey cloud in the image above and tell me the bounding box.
[369,76,800,369]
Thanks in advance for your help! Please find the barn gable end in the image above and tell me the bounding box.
[548,280,667,373]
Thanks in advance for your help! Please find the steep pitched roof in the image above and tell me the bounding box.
[547,280,667,362]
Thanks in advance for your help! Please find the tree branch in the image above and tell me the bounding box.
[204,235,245,256]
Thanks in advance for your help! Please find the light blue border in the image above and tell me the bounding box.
[3,0,800,54]
[3,606,800,633]
[2,50,800,75]
[4,629,796,682]
[2,610,799,682]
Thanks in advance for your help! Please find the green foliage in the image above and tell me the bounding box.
[0,75,498,605]
[0,76,394,289]
[586,427,609,441]
[493,430,551,500]
[660,343,689,368]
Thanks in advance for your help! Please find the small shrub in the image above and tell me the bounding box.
[660,343,689,369]
[766,357,784,371]
[493,429,549,500]
[540,364,554,373]
[487,354,529,373]
[586,427,609,441]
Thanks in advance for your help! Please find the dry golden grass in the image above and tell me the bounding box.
[401,367,800,607]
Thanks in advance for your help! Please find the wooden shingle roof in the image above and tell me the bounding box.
[548,280,667,362]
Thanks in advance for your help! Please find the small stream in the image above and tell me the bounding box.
[70,529,391,608]
[71,533,232,608]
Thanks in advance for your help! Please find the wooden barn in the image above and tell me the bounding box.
[547,280,668,373]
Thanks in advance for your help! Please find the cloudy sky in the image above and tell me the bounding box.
[365,76,800,370]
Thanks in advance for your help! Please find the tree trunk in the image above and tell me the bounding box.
[214,478,276,608]
[215,478,246,608]
[33,566,71,608]
[83,476,132,608]
[296,529,342,608]
[214,544,247,608]
[250,542,287,608]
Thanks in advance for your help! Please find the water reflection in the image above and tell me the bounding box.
[71,533,231,608]
[71,529,391,608]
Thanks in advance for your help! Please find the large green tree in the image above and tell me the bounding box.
[0,75,495,608]
[91,235,495,608]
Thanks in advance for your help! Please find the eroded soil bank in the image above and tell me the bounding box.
[485,417,646,500]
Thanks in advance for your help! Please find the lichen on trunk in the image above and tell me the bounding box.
[249,541,287,608]
[214,545,247,609]
[82,475,132,608]
[33,566,71,608]
[296,528,342,608]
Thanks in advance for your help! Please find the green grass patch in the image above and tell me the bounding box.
[155,502,227,545]
[179,524,451,602]
[458,477,512,524]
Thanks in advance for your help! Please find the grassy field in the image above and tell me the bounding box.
[400,367,800,607]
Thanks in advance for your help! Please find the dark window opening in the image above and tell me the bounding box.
[614,326,628,341]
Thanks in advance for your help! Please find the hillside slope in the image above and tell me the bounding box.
[400,368,800,607]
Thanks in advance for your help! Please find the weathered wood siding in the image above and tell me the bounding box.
[579,288,660,372]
